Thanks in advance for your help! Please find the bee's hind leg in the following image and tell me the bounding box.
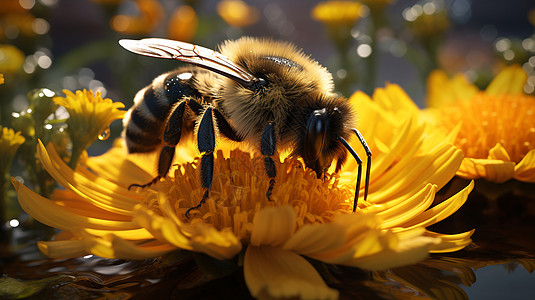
[128,100,192,190]
[127,146,175,190]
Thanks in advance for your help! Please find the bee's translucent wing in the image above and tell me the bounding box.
[119,38,258,86]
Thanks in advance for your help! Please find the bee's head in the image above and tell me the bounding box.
[294,95,356,176]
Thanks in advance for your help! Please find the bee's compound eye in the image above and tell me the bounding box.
[248,77,267,90]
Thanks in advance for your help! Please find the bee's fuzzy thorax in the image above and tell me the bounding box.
[215,37,339,146]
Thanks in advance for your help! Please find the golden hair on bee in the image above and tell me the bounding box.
[119,37,371,217]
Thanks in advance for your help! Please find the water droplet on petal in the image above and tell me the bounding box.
[98,128,110,140]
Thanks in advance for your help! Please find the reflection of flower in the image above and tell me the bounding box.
[426,66,535,182]
[53,89,125,168]
[13,86,473,299]
[217,0,260,27]
[311,1,365,28]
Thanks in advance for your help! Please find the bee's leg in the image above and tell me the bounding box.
[353,129,372,201]
[337,137,362,212]
[186,107,215,218]
[212,109,244,142]
[128,146,175,189]
[128,99,202,190]
[261,122,276,201]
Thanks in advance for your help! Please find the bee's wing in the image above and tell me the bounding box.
[119,38,258,86]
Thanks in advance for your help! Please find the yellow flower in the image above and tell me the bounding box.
[217,0,260,28]
[426,65,535,182]
[167,5,198,41]
[404,3,450,38]
[53,89,125,168]
[13,89,473,299]
[0,73,4,84]
[110,0,164,35]
[0,44,24,74]
[0,126,25,175]
[311,1,365,28]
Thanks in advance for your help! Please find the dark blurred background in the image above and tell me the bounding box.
[1,0,535,150]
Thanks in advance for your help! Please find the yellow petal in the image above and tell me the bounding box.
[244,246,338,300]
[401,181,474,229]
[282,222,345,255]
[89,234,175,260]
[458,158,515,183]
[426,230,474,253]
[38,240,89,258]
[426,69,478,108]
[133,206,192,250]
[487,143,511,161]
[374,83,420,115]
[12,178,139,231]
[188,224,242,260]
[350,230,439,271]
[514,149,535,182]
[250,206,297,247]
[486,65,527,96]
[86,139,154,186]
[36,141,143,214]
[377,184,436,229]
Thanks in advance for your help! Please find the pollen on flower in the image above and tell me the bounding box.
[437,93,535,163]
[147,149,353,239]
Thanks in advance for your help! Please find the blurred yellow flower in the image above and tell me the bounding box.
[167,5,198,41]
[0,44,24,74]
[110,0,164,35]
[426,66,535,183]
[405,4,450,38]
[311,1,365,28]
[217,0,260,27]
[53,89,125,168]
[529,9,535,27]
[0,73,4,84]
[0,126,25,175]
[13,84,473,299]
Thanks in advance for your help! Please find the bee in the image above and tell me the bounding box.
[119,37,371,217]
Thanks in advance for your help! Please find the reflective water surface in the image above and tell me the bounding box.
[1,178,534,299]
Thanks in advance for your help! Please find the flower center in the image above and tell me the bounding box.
[438,93,535,162]
[148,149,353,235]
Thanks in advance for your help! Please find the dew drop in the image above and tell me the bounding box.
[98,128,111,141]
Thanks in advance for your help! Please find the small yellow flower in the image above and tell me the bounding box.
[167,5,198,41]
[0,73,4,84]
[13,86,473,299]
[0,126,25,175]
[426,65,535,182]
[311,1,365,28]
[53,89,125,168]
[217,0,260,27]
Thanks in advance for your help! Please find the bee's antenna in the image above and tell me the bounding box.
[337,137,362,212]
[353,129,372,201]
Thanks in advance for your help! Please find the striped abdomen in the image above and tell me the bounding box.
[124,68,202,153]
